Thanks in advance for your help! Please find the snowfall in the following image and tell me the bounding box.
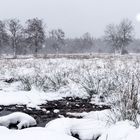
[0,54,140,140]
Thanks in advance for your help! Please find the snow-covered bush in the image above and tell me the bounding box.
[78,70,102,99]
[18,71,69,92]
[108,74,140,127]
[44,71,69,91]
[19,76,32,91]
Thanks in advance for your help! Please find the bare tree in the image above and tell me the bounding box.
[49,29,65,53]
[7,19,22,58]
[25,18,45,57]
[104,19,134,54]
[118,19,134,54]
[81,32,94,52]
[104,24,120,54]
[0,20,9,51]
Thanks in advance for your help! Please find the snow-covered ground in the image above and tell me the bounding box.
[0,55,140,139]
[0,56,139,107]
[0,126,78,140]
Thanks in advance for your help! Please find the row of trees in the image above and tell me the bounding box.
[46,32,94,54]
[0,18,45,57]
[0,18,66,57]
[0,18,135,56]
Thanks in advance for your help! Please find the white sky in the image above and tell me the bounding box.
[0,0,140,38]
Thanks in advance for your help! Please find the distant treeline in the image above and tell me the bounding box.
[0,18,139,57]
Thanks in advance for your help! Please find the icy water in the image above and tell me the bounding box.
[0,98,110,128]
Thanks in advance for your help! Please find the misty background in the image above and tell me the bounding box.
[0,0,140,56]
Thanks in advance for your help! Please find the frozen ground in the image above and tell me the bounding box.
[0,54,140,139]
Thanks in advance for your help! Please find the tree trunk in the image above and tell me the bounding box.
[13,39,17,58]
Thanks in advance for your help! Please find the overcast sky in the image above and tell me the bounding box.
[0,0,140,38]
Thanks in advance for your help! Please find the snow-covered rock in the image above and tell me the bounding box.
[45,118,73,135]
[53,109,60,113]
[72,119,107,140]
[45,118,108,140]
[0,112,37,129]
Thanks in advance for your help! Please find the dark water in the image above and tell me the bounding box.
[0,98,110,128]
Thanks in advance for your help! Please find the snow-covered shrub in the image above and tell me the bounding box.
[18,70,70,92]
[19,76,32,91]
[18,74,46,91]
[44,71,69,92]
[109,74,140,127]
[79,71,101,98]
[76,68,121,102]
[32,74,48,91]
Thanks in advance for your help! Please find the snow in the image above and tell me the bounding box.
[44,112,140,140]
[0,89,62,108]
[0,107,139,140]
[67,109,111,121]
[71,120,107,140]
[0,81,88,108]
[0,115,139,140]
[98,121,136,140]
[126,128,140,140]
[0,127,78,140]
[0,56,140,139]
[0,112,37,129]
[45,118,108,140]
[53,109,60,113]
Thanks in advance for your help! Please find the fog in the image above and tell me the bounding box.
[0,0,140,38]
